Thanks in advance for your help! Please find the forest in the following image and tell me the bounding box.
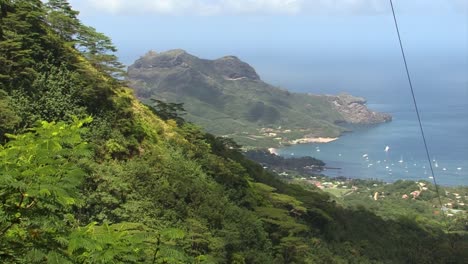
[0,1,466,263]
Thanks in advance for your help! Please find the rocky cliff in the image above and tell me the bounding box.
[325,93,392,124]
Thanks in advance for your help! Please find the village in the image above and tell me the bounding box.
[275,169,468,218]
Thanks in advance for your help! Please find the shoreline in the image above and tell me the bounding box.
[291,136,338,144]
[268,136,339,155]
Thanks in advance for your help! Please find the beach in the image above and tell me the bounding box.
[291,137,338,144]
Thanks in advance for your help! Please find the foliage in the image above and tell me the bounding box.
[0,118,91,261]
[76,25,125,79]
[0,89,19,140]
[0,1,466,263]
[45,0,80,43]
[148,98,186,126]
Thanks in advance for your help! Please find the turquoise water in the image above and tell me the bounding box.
[277,100,468,186]
[255,53,468,186]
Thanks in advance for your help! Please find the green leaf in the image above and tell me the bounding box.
[24,248,46,263]
[46,252,72,264]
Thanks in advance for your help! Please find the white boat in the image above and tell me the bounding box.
[384,146,390,152]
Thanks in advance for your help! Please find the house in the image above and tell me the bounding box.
[410,190,421,199]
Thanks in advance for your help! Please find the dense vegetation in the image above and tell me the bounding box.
[0,1,467,263]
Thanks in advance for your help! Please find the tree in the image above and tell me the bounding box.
[0,0,43,91]
[0,117,92,261]
[76,25,125,79]
[9,64,87,128]
[0,89,19,140]
[149,98,186,126]
[45,0,81,43]
[0,0,14,40]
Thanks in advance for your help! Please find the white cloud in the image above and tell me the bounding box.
[69,0,464,16]
[69,0,304,15]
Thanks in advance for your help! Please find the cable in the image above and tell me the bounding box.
[388,0,445,216]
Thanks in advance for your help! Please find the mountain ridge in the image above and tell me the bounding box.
[128,49,391,147]
[1,2,465,262]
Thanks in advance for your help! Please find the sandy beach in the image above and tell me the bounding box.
[291,137,339,144]
[268,137,338,155]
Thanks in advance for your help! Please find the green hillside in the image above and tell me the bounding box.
[0,1,466,263]
[127,50,391,148]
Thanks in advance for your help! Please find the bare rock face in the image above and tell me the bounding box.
[213,56,260,80]
[128,50,260,82]
[130,49,194,69]
[326,93,392,124]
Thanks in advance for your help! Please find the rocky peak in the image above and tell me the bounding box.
[130,49,195,69]
[214,55,260,81]
[129,50,260,81]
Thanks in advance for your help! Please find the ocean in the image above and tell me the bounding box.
[254,56,468,186]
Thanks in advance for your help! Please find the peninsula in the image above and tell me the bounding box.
[128,49,391,147]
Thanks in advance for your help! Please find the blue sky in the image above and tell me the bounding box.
[68,0,467,100]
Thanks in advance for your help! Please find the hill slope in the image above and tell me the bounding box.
[128,50,391,147]
[0,1,465,263]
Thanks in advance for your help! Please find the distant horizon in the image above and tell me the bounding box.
[69,0,467,103]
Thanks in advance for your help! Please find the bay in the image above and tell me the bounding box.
[263,55,468,186]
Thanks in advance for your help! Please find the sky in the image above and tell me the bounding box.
[68,0,467,101]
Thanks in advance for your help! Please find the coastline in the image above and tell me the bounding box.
[291,136,338,144]
[268,136,339,155]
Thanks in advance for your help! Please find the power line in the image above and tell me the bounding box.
[388,0,445,215]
